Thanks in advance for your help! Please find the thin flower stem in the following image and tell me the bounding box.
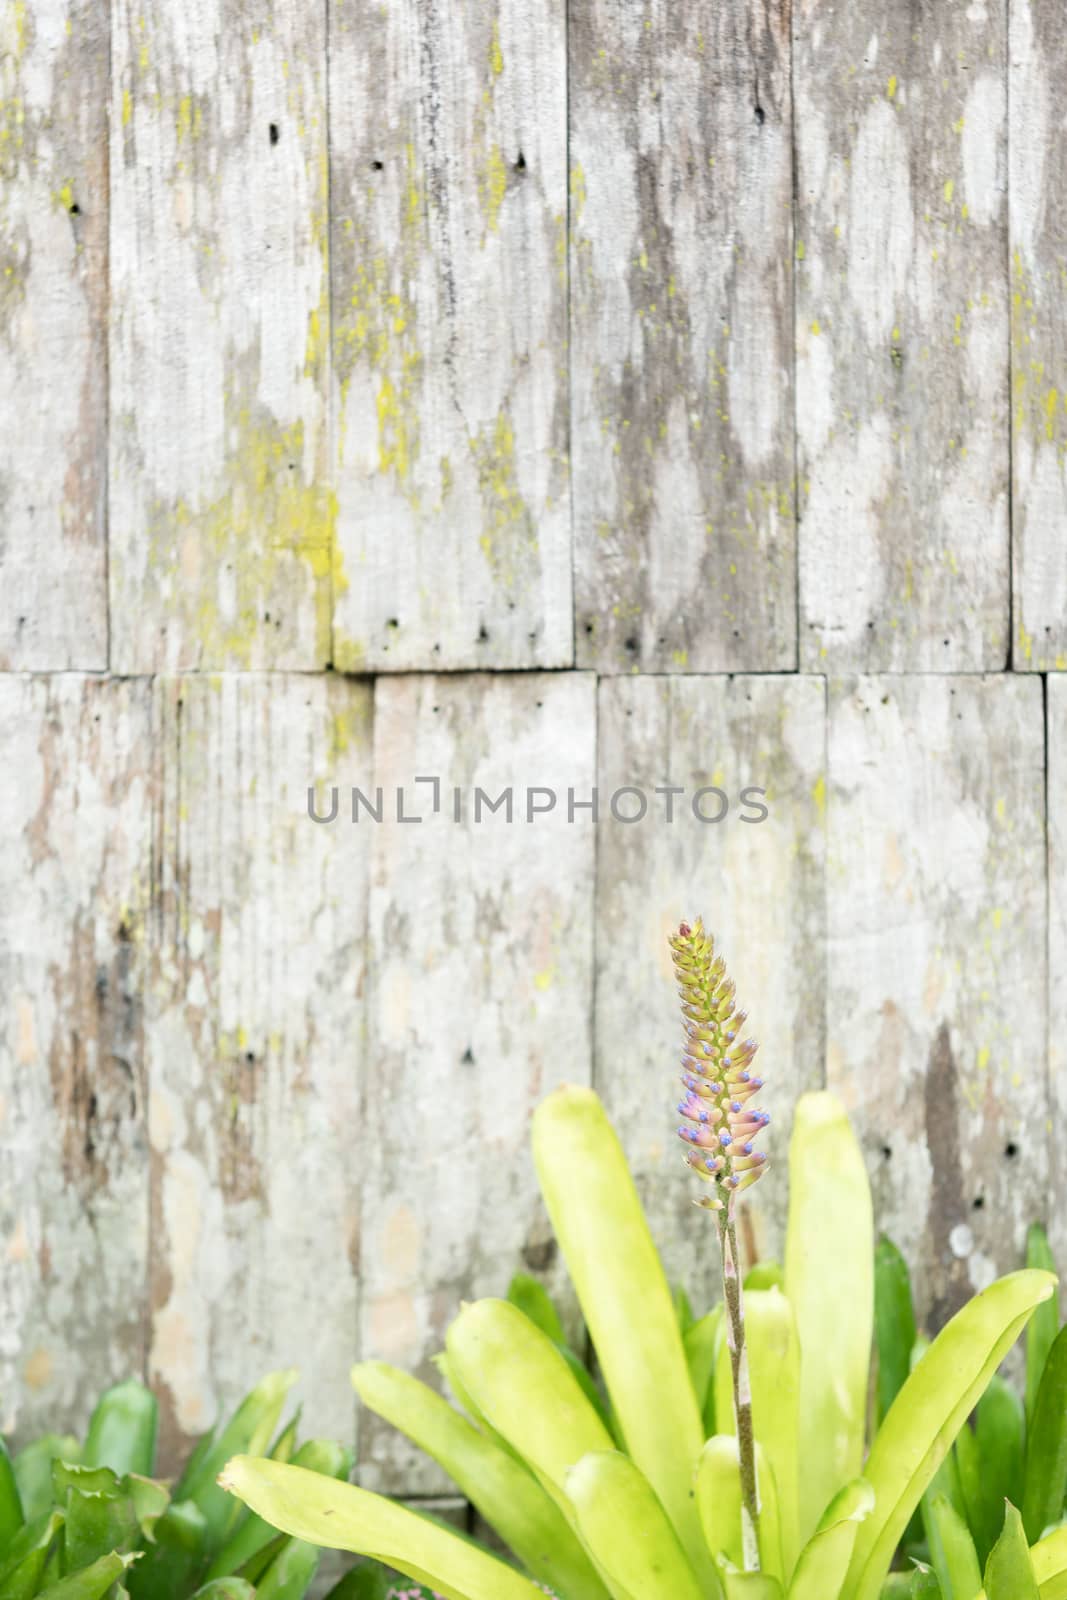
[718,1198,760,1571]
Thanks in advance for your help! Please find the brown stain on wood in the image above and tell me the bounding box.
[47,916,143,1194]
[923,1021,971,1332]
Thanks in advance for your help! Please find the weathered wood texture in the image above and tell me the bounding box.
[360,671,596,1493]
[826,675,1047,1327]
[795,1,1010,670]
[1010,0,1067,670]
[1048,677,1067,1272]
[0,0,109,669]
[0,675,152,1437]
[329,0,572,671]
[5,0,1067,1517]
[108,0,333,672]
[571,1,797,674]
[146,673,371,1462]
[595,675,826,1304]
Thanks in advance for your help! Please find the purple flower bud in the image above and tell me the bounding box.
[669,916,769,1206]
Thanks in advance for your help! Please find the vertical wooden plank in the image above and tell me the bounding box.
[329,0,571,672]
[570,2,796,675]
[1010,1,1067,669]
[826,676,1046,1328]
[1047,677,1067,1269]
[0,0,108,669]
[796,4,1010,670]
[109,0,332,673]
[595,675,826,1304]
[361,671,596,1493]
[146,674,370,1461]
[0,676,152,1438]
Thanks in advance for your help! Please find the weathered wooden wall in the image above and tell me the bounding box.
[2,0,1065,1512]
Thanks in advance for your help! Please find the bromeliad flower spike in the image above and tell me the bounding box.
[670,917,770,1209]
[670,916,766,1576]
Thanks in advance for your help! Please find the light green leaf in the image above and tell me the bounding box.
[351,1359,610,1600]
[722,1575,784,1599]
[177,1369,298,1542]
[1023,1324,1067,1543]
[695,1435,782,1583]
[218,1456,544,1600]
[1026,1226,1059,1426]
[906,1562,941,1597]
[787,1479,874,1600]
[1030,1523,1067,1597]
[563,1451,707,1600]
[684,1307,723,1418]
[925,1492,981,1600]
[445,1298,612,1510]
[207,1438,353,1581]
[532,1087,712,1584]
[784,1092,874,1550]
[714,1288,801,1576]
[843,1268,1057,1600]
[744,1263,785,1293]
[269,1415,301,1465]
[984,1503,1038,1600]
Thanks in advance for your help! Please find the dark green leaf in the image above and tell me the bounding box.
[673,1284,695,1336]
[124,1500,207,1600]
[1022,1321,1067,1542]
[12,1437,79,1523]
[34,1550,138,1598]
[506,1274,566,1346]
[255,1537,320,1598]
[1025,1225,1060,1425]
[52,1465,138,1573]
[190,1582,257,1598]
[83,1382,158,1479]
[924,1492,981,1599]
[875,1238,918,1427]
[0,1439,24,1551]
[0,1511,63,1600]
[174,1370,297,1547]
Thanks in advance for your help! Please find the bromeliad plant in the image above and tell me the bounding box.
[0,1369,354,1598]
[220,920,1065,1600]
[873,1224,1067,1599]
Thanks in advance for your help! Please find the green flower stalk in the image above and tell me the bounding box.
[670,916,768,1574]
